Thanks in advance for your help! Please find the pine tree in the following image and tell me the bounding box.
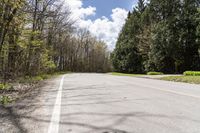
[137,0,146,13]
[179,0,200,71]
[112,0,200,74]
[147,0,182,73]
[112,10,143,73]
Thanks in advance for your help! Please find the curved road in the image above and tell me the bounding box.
[1,73,200,133]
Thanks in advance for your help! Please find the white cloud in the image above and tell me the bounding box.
[88,8,128,50]
[64,0,128,50]
[65,0,82,9]
[78,6,96,18]
[65,0,96,20]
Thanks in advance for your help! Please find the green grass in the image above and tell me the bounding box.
[109,72,144,77]
[160,76,200,84]
[111,72,200,84]
[147,72,164,75]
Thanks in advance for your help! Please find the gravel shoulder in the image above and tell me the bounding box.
[0,76,62,133]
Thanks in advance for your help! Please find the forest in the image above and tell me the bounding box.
[0,0,111,81]
[1,0,200,82]
[112,0,200,74]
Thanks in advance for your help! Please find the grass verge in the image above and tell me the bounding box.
[147,72,164,75]
[109,72,144,77]
[160,76,200,84]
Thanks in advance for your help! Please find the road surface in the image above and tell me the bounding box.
[1,73,200,133]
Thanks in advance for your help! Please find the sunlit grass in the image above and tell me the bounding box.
[110,72,200,84]
[147,72,164,75]
[160,76,200,84]
[109,72,144,77]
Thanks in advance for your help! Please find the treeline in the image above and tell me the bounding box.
[0,0,111,80]
[112,0,200,74]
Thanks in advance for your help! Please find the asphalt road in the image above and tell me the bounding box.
[1,73,200,133]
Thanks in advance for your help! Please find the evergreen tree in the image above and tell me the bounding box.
[147,0,182,73]
[179,0,200,71]
[112,0,200,74]
[112,10,143,73]
[137,0,146,13]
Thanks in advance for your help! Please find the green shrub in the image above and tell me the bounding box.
[17,72,68,84]
[0,83,12,90]
[0,96,12,105]
[0,84,5,90]
[32,76,44,82]
[40,74,50,79]
[183,71,200,76]
[17,76,42,83]
[147,72,164,75]
[17,77,29,83]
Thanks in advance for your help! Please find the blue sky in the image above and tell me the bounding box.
[83,0,136,20]
[65,0,138,50]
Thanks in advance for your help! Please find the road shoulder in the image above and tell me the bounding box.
[0,76,63,133]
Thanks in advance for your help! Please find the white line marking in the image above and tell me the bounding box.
[48,75,65,133]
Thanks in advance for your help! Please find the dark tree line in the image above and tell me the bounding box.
[0,0,111,80]
[112,0,200,74]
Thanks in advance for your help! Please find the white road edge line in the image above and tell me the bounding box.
[48,75,65,133]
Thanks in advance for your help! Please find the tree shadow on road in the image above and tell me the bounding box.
[0,80,54,133]
[1,83,200,133]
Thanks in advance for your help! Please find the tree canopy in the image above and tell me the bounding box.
[0,0,111,81]
[112,0,200,74]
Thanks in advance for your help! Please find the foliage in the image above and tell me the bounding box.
[16,72,70,83]
[17,75,46,83]
[112,0,200,74]
[112,9,143,73]
[147,72,164,75]
[0,84,12,90]
[17,76,41,83]
[40,74,51,79]
[0,0,111,81]
[0,96,12,105]
[183,71,200,76]
[32,76,43,82]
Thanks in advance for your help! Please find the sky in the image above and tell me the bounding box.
[64,0,138,50]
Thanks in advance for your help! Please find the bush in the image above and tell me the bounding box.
[147,72,164,75]
[40,74,50,79]
[17,76,44,83]
[0,84,6,90]
[0,96,12,105]
[183,71,200,76]
[17,72,68,84]
[32,76,44,82]
[0,83,12,90]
